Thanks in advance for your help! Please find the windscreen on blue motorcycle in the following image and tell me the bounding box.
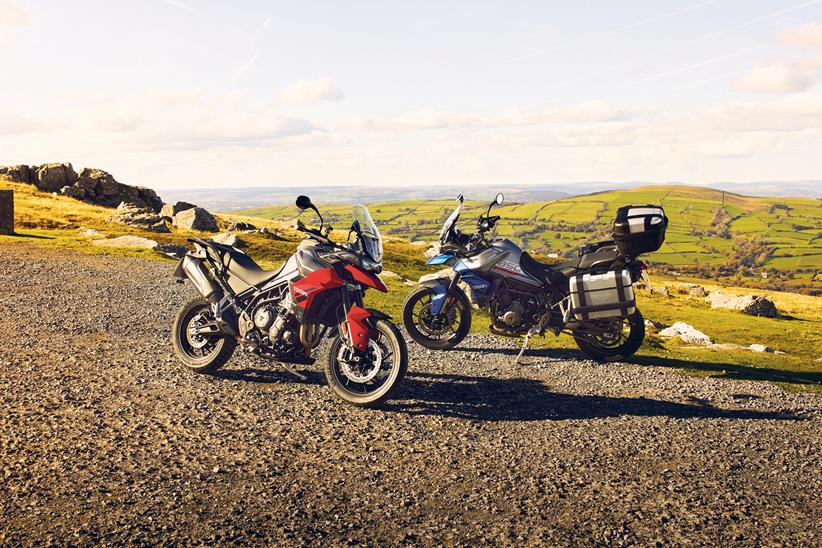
[439,202,462,243]
[352,205,383,263]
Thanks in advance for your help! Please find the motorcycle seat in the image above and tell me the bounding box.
[520,252,577,285]
[206,240,284,287]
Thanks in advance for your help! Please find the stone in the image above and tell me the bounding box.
[157,243,188,257]
[644,319,669,330]
[77,228,105,238]
[161,201,196,218]
[227,220,257,231]
[677,283,708,298]
[71,168,163,211]
[60,185,86,200]
[92,235,158,250]
[706,291,779,318]
[748,344,773,353]
[108,202,168,232]
[658,322,713,346]
[0,190,13,235]
[173,207,218,232]
[212,232,243,247]
[649,285,672,297]
[34,163,78,192]
[0,164,33,184]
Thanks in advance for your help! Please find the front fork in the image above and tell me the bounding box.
[339,286,372,352]
[431,272,462,317]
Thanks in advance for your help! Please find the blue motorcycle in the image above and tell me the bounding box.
[402,194,667,361]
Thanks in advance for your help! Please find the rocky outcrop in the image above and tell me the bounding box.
[108,202,169,233]
[658,322,714,346]
[157,243,188,257]
[64,168,163,211]
[34,163,78,192]
[173,207,218,232]
[1,163,163,212]
[161,201,196,218]
[676,283,708,298]
[91,235,159,250]
[706,292,779,318]
[0,164,33,183]
[227,220,257,231]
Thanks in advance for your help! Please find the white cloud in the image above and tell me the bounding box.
[733,62,817,93]
[0,0,31,46]
[781,22,822,51]
[344,101,629,131]
[279,78,345,105]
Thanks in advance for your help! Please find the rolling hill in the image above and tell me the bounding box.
[237,185,822,291]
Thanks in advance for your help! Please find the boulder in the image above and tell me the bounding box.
[34,163,78,192]
[658,322,713,346]
[161,201,196,218]
[0,164,33,183]
[227,220,257,231]
[677,283,708,298]
[649,285,672,297]
[108,202,168,232]
[644,319,669,330]
[77,227,105,238]
[92,235,158,250]
[706,291,779,318]
[257,227,286,240]
[157,243,188,258]
[748,344,773,353]
[60,185,86,200]
[173,207,218,232]
[212,232,243,247]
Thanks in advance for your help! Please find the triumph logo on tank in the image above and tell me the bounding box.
[494,260,521,274]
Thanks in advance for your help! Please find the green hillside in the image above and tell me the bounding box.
[237,185,822,293]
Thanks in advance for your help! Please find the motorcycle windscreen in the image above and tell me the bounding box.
[352,205,383,263]
[439,203,462,242]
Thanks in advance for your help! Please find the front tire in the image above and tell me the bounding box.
[402,286,472,350]
[325,319,407,407]
[172,297,237,373]
[573,309,645,362]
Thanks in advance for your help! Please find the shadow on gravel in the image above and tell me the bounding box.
[384,372,801,422]
[630,355,822,387]
[212,368,325,385]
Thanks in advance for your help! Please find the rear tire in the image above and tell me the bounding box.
[325,319,407,407]
[573,309,645,362]
[172,297,236,373]
[402,286,472,350]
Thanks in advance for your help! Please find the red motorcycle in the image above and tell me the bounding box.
[171,195,407,406]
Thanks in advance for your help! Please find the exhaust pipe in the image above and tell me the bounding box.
[180,255,221,302]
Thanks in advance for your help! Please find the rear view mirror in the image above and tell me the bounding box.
[295,195,313,210]
[495,193,504,205]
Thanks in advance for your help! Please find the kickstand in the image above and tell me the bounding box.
[515,330,533,365]
[282,364,308,381]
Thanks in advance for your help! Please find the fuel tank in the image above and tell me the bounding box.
[465,238,542,287]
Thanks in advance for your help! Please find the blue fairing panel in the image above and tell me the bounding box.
[427,253,455,265]
[430,284,448,315]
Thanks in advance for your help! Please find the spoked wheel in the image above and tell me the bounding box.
[325,319,407,407]
[402,286,471,350]
[172,297,236,373]
[573,309,645,362]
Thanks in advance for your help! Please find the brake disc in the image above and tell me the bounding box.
[338,340,384,383]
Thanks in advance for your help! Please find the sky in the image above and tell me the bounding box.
[2,0,822,190]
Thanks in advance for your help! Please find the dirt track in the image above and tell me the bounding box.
[1,244,820,545]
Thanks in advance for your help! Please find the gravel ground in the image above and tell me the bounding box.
[1,244,821,545]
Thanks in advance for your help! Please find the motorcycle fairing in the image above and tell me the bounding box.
[291,267,345,317]
[345,305,373,351]
[427,253,455,265]
[343,264,388,292]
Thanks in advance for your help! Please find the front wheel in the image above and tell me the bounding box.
[325,319,408,407]
[573,309,645,362]
[402,286,472,350]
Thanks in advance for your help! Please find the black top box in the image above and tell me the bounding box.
[612,205,668,256]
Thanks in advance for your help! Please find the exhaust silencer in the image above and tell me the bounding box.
[181,255,220,301]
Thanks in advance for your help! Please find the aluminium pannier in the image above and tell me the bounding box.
[569,269,635,321]
[612,205,667,256]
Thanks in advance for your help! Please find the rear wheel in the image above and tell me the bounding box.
[573,309,645,362]
[172,297,236,373]
[325,319,407,407]
[402,286,472,350]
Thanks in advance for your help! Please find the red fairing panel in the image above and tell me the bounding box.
[291,267,344,312]
[346,306,373,351]
[343,264,388,293]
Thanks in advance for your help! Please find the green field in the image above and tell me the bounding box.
[238,185,822,293]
